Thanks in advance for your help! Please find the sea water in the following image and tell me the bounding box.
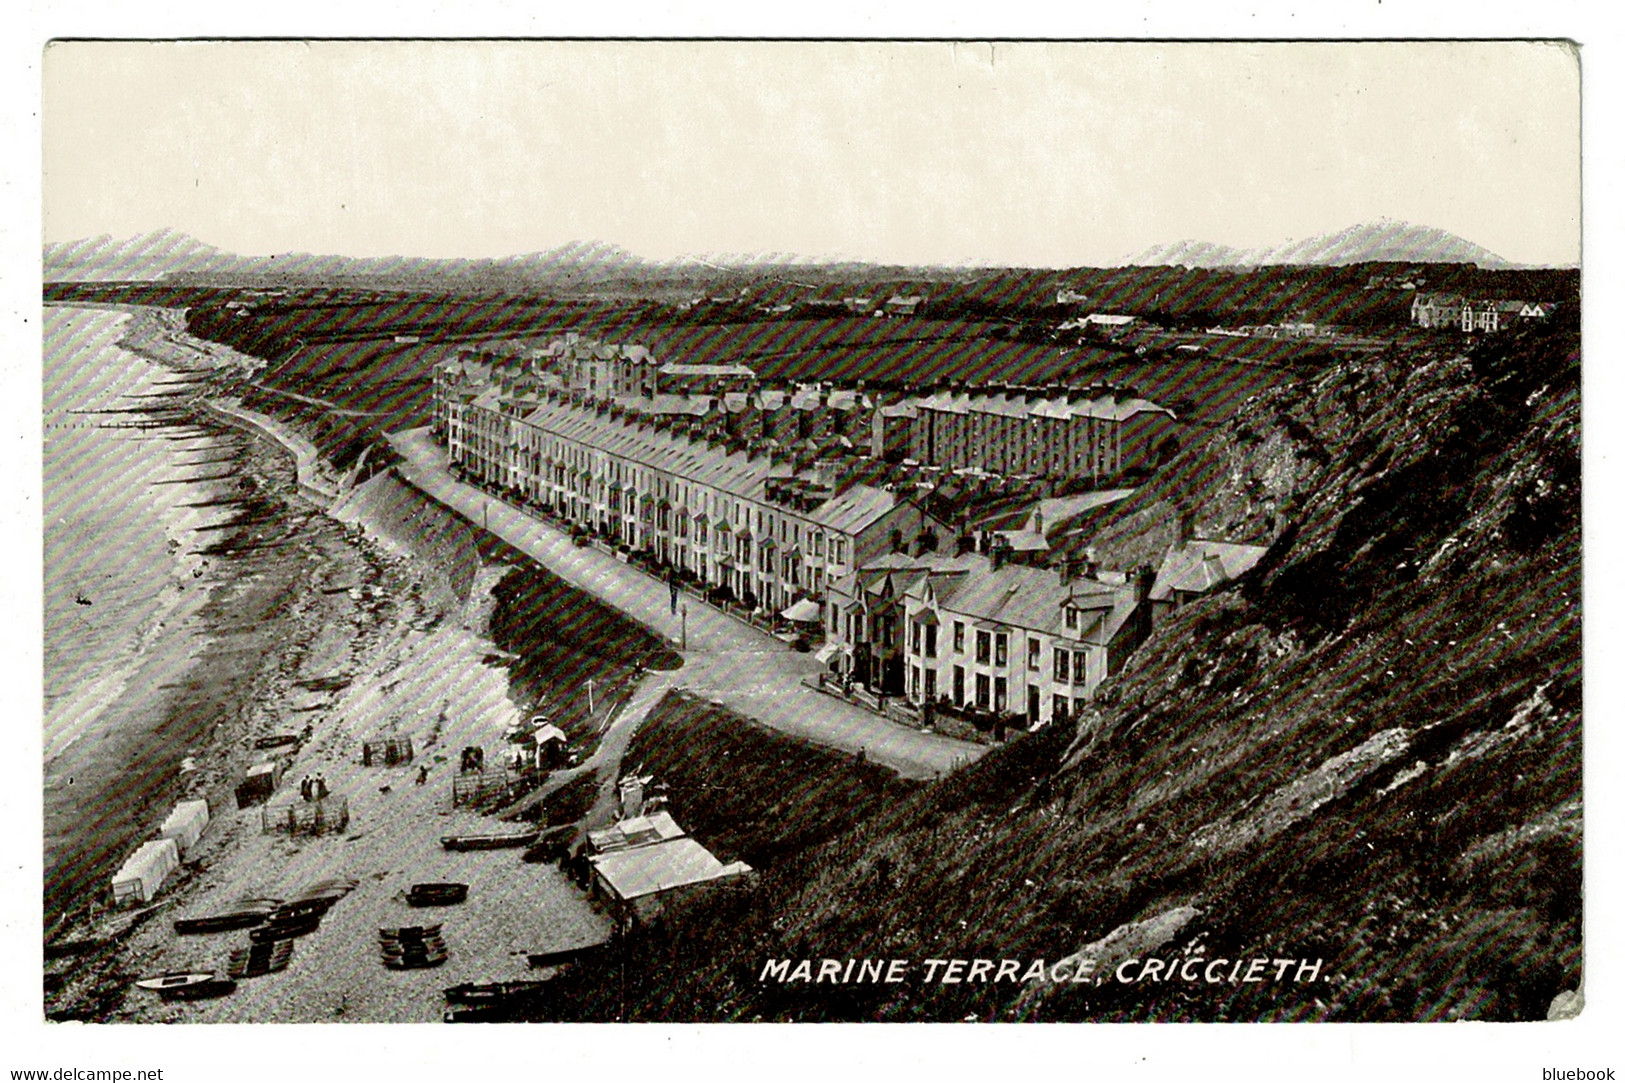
[42,306,235,915]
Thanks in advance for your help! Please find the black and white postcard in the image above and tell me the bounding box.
[16,11,1616,1081]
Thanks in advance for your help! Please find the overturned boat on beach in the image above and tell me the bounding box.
[406,882,468,907]
[174,904,273,936]
[444,979,551,1005]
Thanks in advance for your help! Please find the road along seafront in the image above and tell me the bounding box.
[53,367,979,1023]
[388,426,986,782]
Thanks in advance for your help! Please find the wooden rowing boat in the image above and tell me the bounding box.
[444,980,550,1005]
[157,976,238,1001]
[253,734,301,750]
[439,831,539,852]
[173,910,269,935]
[406,882,468,907]
[135,971,216,992]
[249,916,321,943]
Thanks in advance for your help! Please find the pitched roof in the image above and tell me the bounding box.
[588,811,686,854]
[520,398,795,504]
[590,837,751,901]
[659,362,756,378]
[810,484,904,535]
[1150,540,1270,602]
[924,557,1132,639]
[912,390,1176,424]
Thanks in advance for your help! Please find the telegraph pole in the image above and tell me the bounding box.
[586,678,595,716]
[681,604,688,651]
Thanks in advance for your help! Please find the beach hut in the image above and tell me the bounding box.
[589,837,754,927]
[533,723,569,769]
[235,761,282,809]
[158,799,210,855]
[111,838,181,905]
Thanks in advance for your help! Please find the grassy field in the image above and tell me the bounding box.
[1066,351,1305,428]
[614,690,920,868]
[483,535,683,752]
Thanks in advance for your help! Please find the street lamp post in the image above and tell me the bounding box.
[681,604,688,652]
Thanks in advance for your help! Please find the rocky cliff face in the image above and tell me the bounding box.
[551,314,1580,1022]
[1027,313,1581,1021]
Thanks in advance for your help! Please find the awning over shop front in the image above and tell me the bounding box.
[782,598,822,623]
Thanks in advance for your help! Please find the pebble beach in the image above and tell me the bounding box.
[44,308,611,1023]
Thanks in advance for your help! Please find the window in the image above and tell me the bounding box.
[975,630,991,665]
[975,673,990,709]
[953,621,965,653]
[1054,694,1069,721]
[1054,650,1070,683]
[911,665,921,700]
[925,623,938,658]
[1074,650,1088,685]
[924,668,937,700]
[994,677,1007,713]
[995,634,1008,668]
[1064,607,1079,631]
[911,620,922,655]
[1073,696,1087,716]
[953,666,965,705]
[1028,638,1041,671]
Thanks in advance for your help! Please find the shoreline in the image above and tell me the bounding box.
[43,307,248,917]
[46,307,620,1022]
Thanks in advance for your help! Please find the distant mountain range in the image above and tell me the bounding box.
[1127,219,1522,269]
[41,228,665,284]
[43,219,1548,286]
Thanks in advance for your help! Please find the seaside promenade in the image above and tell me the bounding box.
[388,427,985,781]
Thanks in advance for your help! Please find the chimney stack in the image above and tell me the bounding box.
[1135,563,1156,603]
[1175,506,1196,548]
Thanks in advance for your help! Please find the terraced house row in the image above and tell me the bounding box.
[437,366,950,618]
[905,388,1182,478]
[823,552,1153,729]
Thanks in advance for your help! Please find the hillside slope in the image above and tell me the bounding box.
[547,311,1580,1022]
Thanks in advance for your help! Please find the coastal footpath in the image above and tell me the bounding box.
[389,426,984,781]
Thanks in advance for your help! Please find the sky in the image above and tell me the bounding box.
[42,40,1580,267]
